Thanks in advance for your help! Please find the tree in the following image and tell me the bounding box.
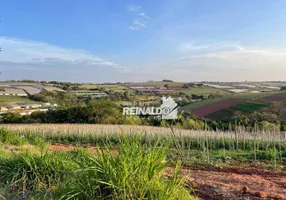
[232,112,249,126]
[182,84,188,88]
[2,113,23,123]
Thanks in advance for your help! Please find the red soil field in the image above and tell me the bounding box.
[181,166,286,200]
[192,99,245,117]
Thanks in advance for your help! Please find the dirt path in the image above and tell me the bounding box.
[182,166,286,200]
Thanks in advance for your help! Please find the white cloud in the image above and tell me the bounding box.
[128,26,138,30]
[1,36,285,82]
[133,21,146,27]
[126,5,141,12]
[138,13,151,20]
[178,41,243,51]
[172,45,286,81]
[126,5,151,31]
[0,36,123,68]
[0,36,128,82]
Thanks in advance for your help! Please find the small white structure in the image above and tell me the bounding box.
[7,106,21,110]
[29,104,42,109]
[227,89,249,93]
[42,103,51,107]
[0,107,8,112]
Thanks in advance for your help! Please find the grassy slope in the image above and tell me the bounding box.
[0,96,37,106]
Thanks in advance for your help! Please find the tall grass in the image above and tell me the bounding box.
[0,132,195,199]
[0,151,80,198]
[60,136,193,200]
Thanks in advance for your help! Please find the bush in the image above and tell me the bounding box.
[0,151,80,195]
[60,136,194,200]
[0,128,27,145]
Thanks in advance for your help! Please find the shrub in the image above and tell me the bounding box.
[60,136,194,200]
[0,151,80,196]
[0,128,27,145]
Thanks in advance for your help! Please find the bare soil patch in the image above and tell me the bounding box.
[182,166,286,200]
[48,143,97,152]
[192,99,245,117]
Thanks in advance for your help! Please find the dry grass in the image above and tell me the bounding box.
[1,124,285,142]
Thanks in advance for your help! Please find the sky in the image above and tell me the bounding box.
[0,0,286,83]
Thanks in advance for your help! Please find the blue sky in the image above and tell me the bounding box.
[1,0,286,82]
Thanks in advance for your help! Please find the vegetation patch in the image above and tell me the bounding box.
[231,102,268,113]
[207,109,234,121]
[0,96,37,106]
[0,130,195,199]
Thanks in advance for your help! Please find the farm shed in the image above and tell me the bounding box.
[36,86,65,92]
[25,88,42,95]
[4,88,28,96]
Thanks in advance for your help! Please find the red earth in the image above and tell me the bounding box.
[192,99,245,117]
[181,166,286,200]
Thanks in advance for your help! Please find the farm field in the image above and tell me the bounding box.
[191,99,245,117]
[231,102,269,113]
[207,109,235,121]
[0,124,285,199]
[0,96,37,106]
[181,91,284,118]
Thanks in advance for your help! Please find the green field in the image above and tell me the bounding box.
[207,109,235,121]
[181,96,228,112]
[231,102,268,113]
[0,96,37,106]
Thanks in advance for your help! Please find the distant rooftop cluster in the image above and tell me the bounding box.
[0,82,64,96]
[0,102,57,116]
[124,83,176,94]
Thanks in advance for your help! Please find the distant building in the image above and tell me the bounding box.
[36,86,65,92]
[72,91,108,98]
[0,107,8,112]
[3,88,28,96]
[42,103,51,107]
[29,104,42,109]
[24,88,42,95]
[7,105,21,110]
